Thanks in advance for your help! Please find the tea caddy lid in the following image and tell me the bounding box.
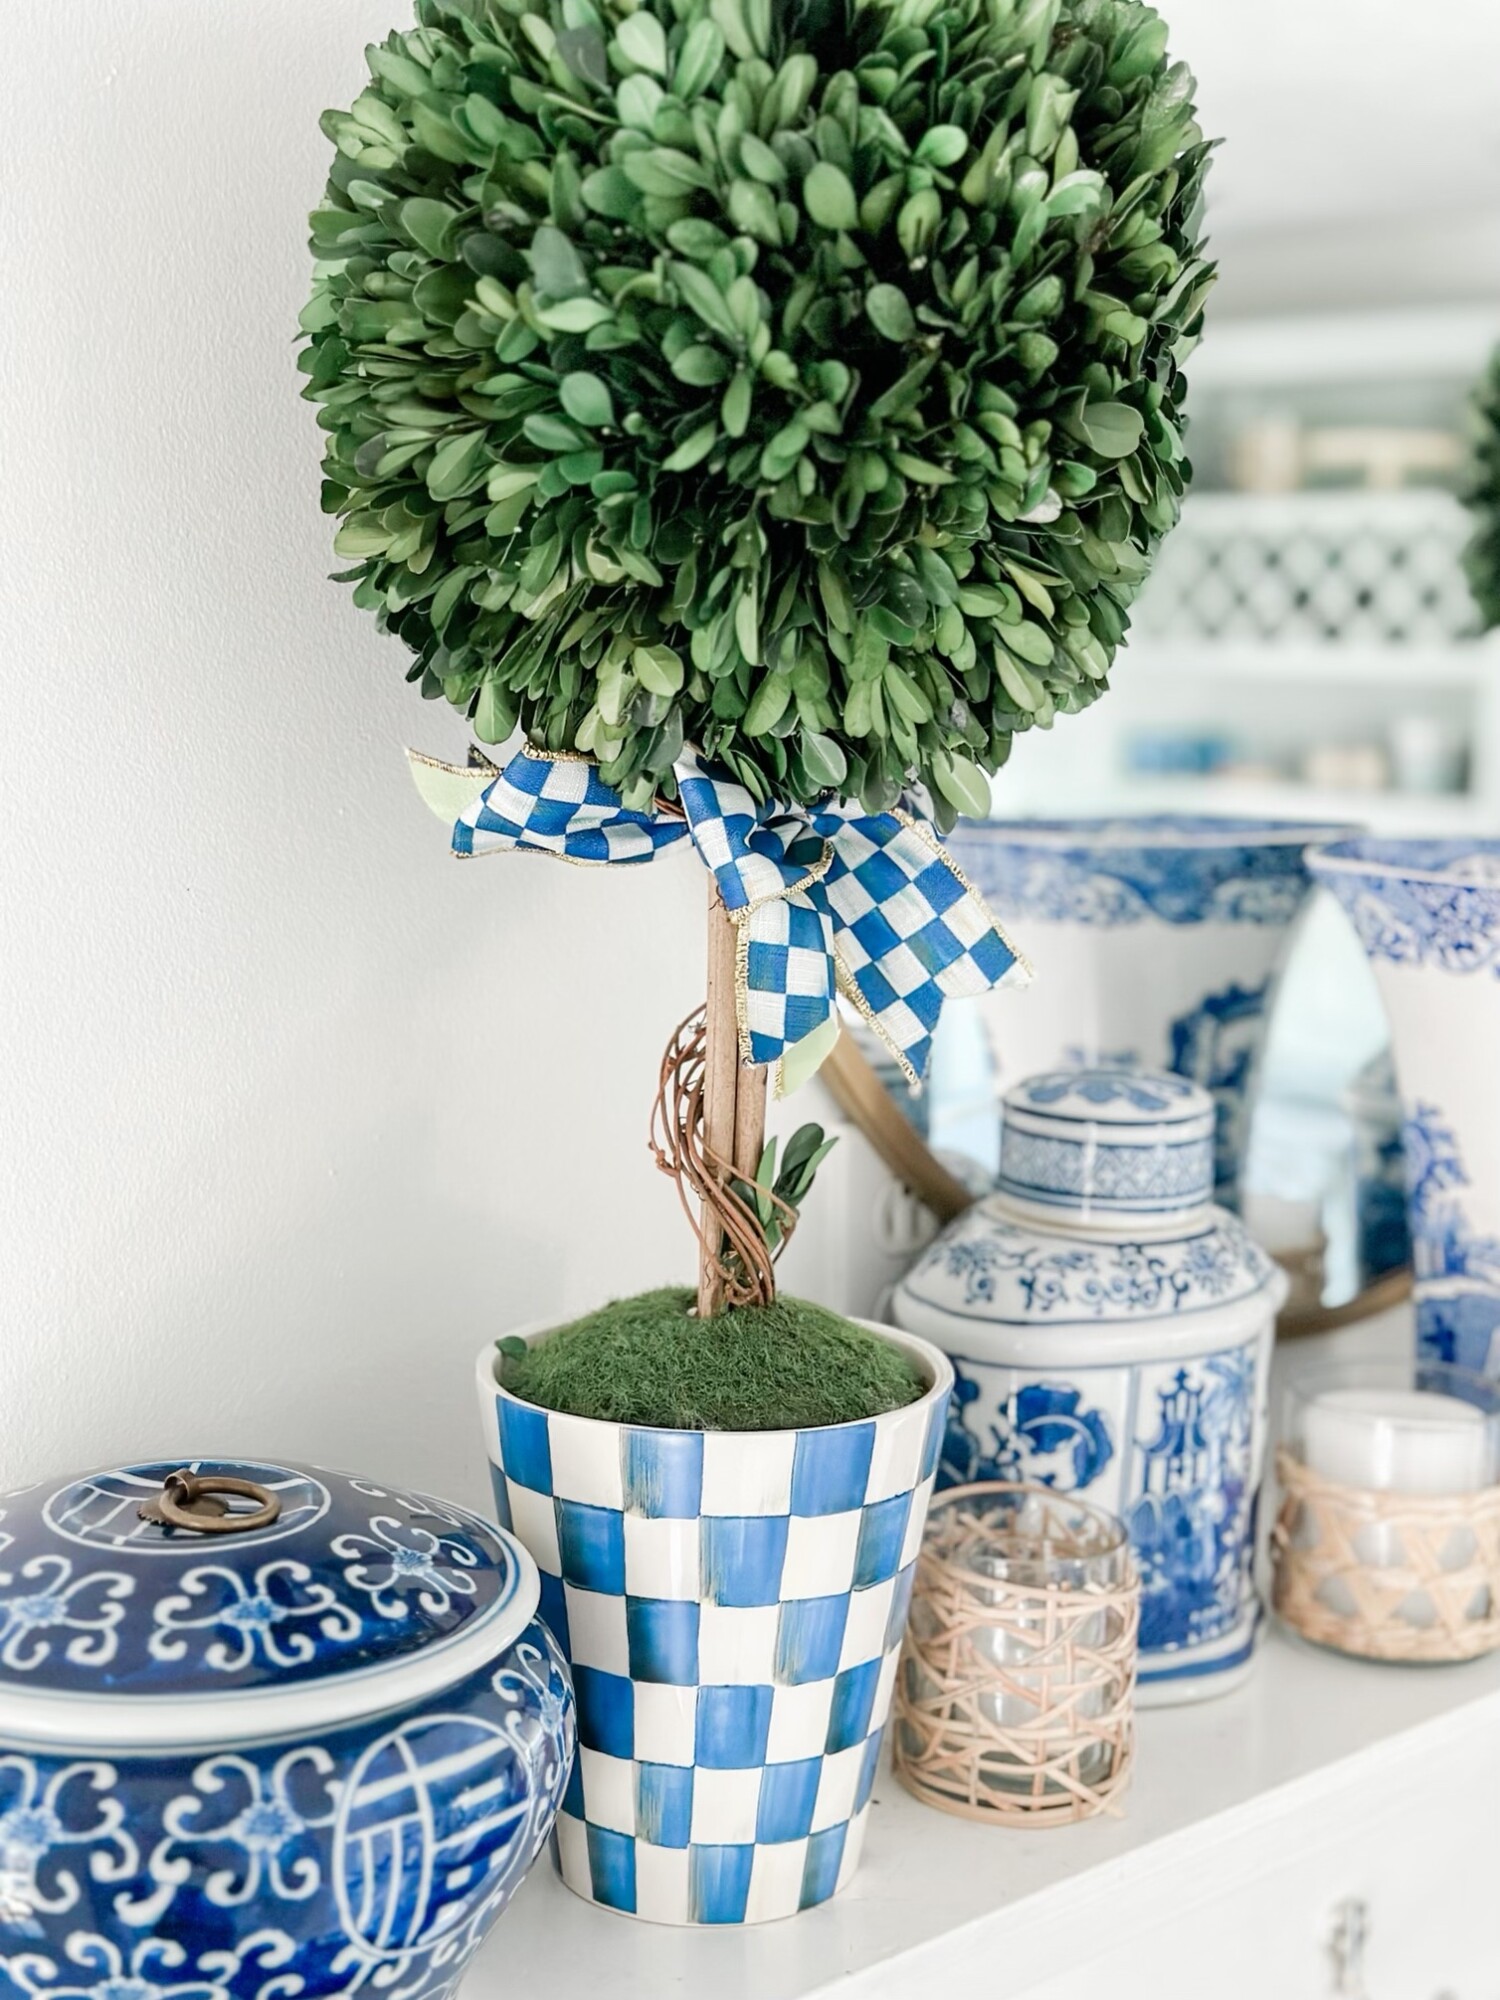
[998,1068,1216,1228]
[0,1456,538,1749]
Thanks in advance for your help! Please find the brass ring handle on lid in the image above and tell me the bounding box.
[138,1469,282,1535]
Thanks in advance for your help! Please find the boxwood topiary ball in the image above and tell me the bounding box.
[302,0,1214,822]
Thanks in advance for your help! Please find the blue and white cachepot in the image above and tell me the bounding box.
[891,1069,1287,1704]
[1309,838,1500,1374]
[0,1458,573,2000]
[476,1325,951,1925]
[945,816,1352,1208]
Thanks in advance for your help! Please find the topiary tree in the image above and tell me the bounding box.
[1464,344,1500,632]
[302,0,1213,1339]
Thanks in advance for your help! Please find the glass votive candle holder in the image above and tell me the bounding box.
[1272,1359,1500,1662]
[892,1483,1139,1827]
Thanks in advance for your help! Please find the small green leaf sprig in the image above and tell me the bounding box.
[303,0,1214,823]
[728,1121,836,1259]
[1464,346,1500,632]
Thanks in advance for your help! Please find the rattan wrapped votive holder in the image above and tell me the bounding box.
[892,1483,1139,1827]
[1271,1361,1500,1664]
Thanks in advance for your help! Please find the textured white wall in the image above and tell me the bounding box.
[0,1,705,1501]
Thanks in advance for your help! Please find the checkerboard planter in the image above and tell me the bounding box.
[475,1323,953,1927]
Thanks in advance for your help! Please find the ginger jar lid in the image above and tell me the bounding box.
[998,1068,1216,1228]
[0,1457,539,1749]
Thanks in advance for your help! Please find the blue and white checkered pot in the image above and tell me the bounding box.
[476,1325,952,1926]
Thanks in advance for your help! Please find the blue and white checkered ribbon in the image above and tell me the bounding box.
[411,743,1030,1085]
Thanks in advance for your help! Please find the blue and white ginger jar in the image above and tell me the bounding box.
[892,1068,1287,1704]
[0,1457,574,2000]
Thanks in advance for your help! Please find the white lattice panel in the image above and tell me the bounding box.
[1133,490,1473,645]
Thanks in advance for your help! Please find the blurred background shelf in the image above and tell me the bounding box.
[1101,778,1492,837]
[992,304,1500,837]
[1124,640,1499,689]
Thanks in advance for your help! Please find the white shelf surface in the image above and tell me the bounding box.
[475,1633,1500,2000]
[470,1309,1500,2000]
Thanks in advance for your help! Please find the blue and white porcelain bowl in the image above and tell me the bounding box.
[945,816,1353,1208]
[892,1069,1287,1704]
[0,1458,574,2000]
[477,1325,951,1926]
[1309,838,1500,1373]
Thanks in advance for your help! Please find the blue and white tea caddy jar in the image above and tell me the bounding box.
[0,1457,574,2000]
[892,1070,1287,1704]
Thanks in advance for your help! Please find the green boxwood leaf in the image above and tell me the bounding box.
[803,161,858,230]
[426,431,489,500]
[932,751,990,817]
[559,371,615,428]
[673,343,729,385]
[1004,618,1056,667]
[674,18,725,98]
[533,296,613,332]
[399,198,460,259]
[739,133,785,184]
[622,148,712,196]
[744,672,791,735]
[914,125,968,168]
[632,644,685,695]
[866,283,916,342]
[801,731,847,788]
[616,11,667,75]
[1078,401,1146,458]
[721,370,752,437]
[528,224,589,299]
[671,261,739,339]
[663,422,719,471]
[581,167,639,219]
[474,680,518,744]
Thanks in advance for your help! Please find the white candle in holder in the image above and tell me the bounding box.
[1302,1388,1492,1627]
[1302,1389,1491,1497]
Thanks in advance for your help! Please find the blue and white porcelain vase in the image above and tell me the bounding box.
[1346,1051,1412,1290]
[477,1326,951,1925]
[0,1458,574,2000]
[891,1069,1287,1704]
[945,816,1350,1208]
[1309,838,1500,1374]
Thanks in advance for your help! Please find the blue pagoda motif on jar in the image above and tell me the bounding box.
[1127,1351,1257,1652]
[942,1344,1259,1659]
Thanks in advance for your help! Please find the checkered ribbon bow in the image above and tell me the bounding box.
[411,743,1029,1086]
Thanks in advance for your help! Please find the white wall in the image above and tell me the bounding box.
[0,1,706,1501]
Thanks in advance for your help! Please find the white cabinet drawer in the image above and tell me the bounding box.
[999,1701,1500,2000]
